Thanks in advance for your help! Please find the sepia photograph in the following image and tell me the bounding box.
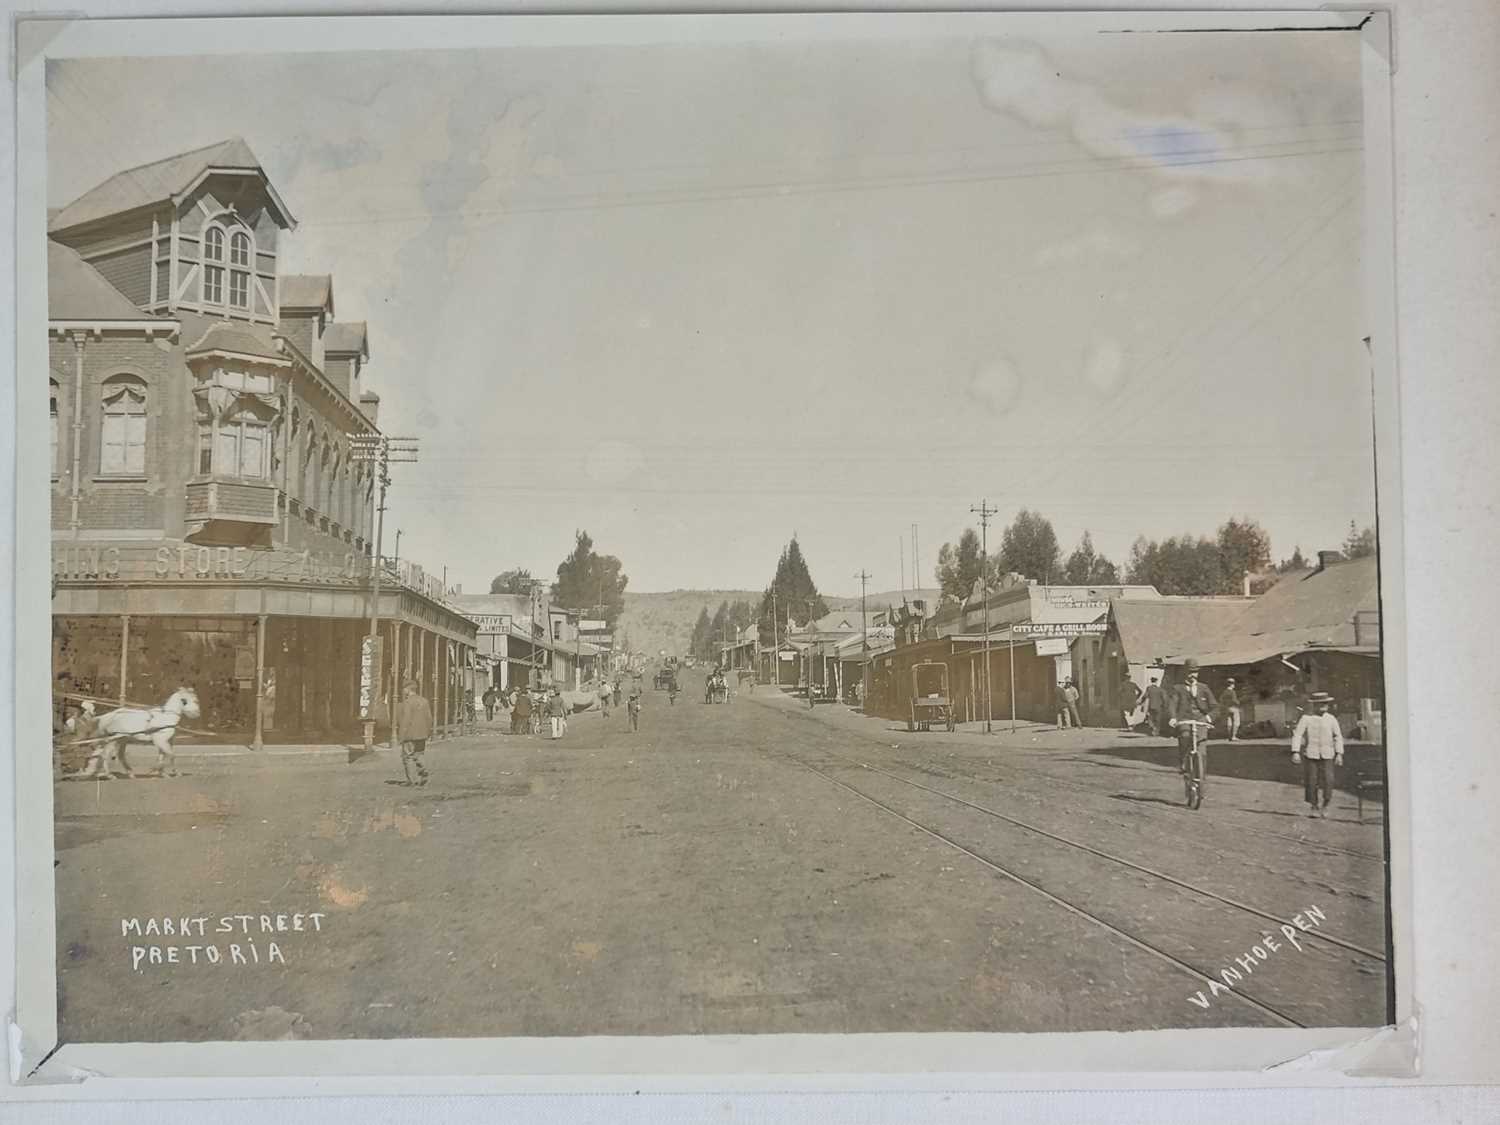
[13,9,1408,1078]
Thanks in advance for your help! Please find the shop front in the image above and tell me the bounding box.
[52,540,477,746]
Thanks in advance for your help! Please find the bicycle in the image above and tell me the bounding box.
[1175,718,1212,810]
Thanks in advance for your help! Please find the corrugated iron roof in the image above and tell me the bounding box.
[50,137,290,232]
[1114,556,1379,665]
[1110,598,1251,663]
[47,239,163,322]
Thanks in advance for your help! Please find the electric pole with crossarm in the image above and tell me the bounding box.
[855,569,871,708]
[349,432,420,756]
[970,499,998,733]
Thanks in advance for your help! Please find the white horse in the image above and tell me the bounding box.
[76,687,201,779]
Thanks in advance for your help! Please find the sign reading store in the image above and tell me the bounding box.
[54,542,365,585]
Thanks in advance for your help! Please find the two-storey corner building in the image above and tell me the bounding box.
[48,138,476,746]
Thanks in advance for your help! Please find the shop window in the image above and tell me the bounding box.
[100,375,147,476]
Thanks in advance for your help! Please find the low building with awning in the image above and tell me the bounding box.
[1104,552,1382,737]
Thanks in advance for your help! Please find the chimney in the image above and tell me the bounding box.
[276,274,333,361]
[1316,550,1343,573]
[359,390,380,425]
[323,321,369,398]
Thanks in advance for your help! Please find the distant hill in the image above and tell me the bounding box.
[615,590,761,659]
[616,587,944,657]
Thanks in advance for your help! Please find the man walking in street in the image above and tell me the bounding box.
[1142,674,1166,737]
[598,679,612,718]
[482,685,497,723]
[1055,681,1072,729]
[511,686,531,735]
[1167,659,1217,781]
[1120,673,1143,731]
[1291,691,1344,818]
[396,680,432,787]
[547,686,568,740]
[1220,677,1242,741]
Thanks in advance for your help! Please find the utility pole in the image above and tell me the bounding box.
[349,432,420,756]
[770,589,779,687]
[531,582,547,694]
[970,499,998,734]
[855,569,871,708]
[806,598,818,707]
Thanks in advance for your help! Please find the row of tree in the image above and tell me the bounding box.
[689,599,758,662]
[933,511,1378,601]
[489,529,630,627]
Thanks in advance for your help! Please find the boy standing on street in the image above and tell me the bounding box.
[1120,674,1143,731]
[1220,677,1242,741]
[627,683,643,732]
[396,680,432,787]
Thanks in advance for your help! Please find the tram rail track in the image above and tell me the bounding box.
[794,743,1385,964]
[765,695,1387,865]
[775,749,1310,1029]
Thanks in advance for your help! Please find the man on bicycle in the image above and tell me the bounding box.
[1167,659,1218,779]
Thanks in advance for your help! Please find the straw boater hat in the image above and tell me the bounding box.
[1309,691,1334,705]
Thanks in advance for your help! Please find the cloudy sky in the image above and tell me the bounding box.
[46,28,1372,596]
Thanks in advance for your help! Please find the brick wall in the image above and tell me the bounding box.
[77,490,163,528]
[51,331,181,534]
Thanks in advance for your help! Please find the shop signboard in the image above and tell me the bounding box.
[359,636,384,721]
[1034,637,1070,656]
[52,541,367,585]
[1012,622,1107,638]
[468,614,512,633]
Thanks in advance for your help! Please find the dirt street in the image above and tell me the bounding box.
[52,674,1387,1041]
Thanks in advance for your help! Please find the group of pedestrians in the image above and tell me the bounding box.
[1119,667,1241,741]
[1113,661,1347,818]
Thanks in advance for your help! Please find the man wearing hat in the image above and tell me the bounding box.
[1167,659,1218,779]
[1291,692,1344,817]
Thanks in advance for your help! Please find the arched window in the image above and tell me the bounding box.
[49,379,61,478]
[229,231,252,309]
[100,374,147,476]
[317,440,331,515]
[202,226,225,305]
[327,449,341,523]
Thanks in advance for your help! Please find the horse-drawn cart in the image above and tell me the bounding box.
[907,661,955,732]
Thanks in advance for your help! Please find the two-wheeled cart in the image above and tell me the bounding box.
[907,660,956,732]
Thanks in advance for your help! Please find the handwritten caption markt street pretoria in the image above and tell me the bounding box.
[121,912,326,972]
